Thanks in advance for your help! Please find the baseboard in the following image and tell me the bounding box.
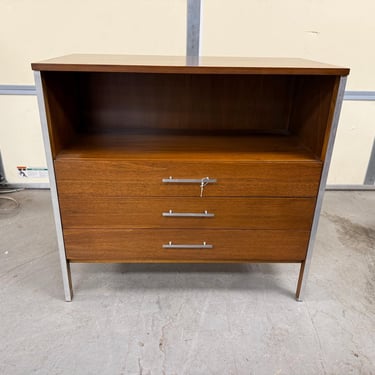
[326,184,375,191]
[0,182,50,190]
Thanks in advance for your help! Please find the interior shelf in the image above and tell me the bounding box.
[55,133,320,162]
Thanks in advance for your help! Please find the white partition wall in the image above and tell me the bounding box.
[0,0,186,184]
[1,0,374,186]
[0,96,46,184]
[200,0,375,186]
[330,102,375,185]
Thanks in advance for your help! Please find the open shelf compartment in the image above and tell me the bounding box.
[41,71,340,163]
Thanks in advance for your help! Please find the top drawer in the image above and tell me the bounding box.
[54,159,322,198]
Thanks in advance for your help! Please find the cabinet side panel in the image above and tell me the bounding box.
[34,71,73,301]
[289,75,338,160]
[319,77,341,161]
[41,72,80,157]
[296,76,347,300]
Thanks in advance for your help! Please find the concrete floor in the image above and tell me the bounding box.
[0,190,374,375]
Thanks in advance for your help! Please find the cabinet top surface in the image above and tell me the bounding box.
[31,54,349,75]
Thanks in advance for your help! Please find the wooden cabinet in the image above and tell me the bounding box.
[32,55,349,301]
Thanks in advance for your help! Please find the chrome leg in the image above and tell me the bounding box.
[34,71,73,302]
[296,76,347,301]
[296,261,305,301]
[64,262,73,302]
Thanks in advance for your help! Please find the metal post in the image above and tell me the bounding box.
[34,71,73,302]
[0,85,36,95]
[296,76,347,301]
[0,151,6,184]
[364,138,375,185]
[186,0,201,58]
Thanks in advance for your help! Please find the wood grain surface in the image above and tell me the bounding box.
[32,54,350,75]
[77,73,294,134]
[55,159,322,198]
[59,197,315,230]
[64,228,310,262]
[55,134,319,161]
[289,75,340,159]
[41,72,79,157]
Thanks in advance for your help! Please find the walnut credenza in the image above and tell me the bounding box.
[32,55,349,301]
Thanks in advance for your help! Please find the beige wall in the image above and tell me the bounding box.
[0,0,186,84]
[330,101,375,184]
[201,0,375,184]
[0,96,46,183]
[202,0,375,90]
[0,0,186,183]
[0,0,374,184]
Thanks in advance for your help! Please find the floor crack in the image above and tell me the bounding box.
[0,250,55,279]
[305,304,327,375]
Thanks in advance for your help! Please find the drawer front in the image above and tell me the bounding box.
[64,229,309,262]
[54,159,322,198]
[59,197,315,230]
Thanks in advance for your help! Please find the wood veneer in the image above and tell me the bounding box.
[32,54,349,75]
[64,229,310,262]
[55,159,322,198]
[59,197,315,230]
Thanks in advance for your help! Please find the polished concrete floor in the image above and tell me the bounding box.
[0,190,374,375]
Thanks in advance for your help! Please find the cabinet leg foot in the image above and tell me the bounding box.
[62,261,73,302]
[296,261,305,301]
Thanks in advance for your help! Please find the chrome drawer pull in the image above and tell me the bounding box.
[162,176,217,184]
[163,241,213,249]
[162,210,215,218]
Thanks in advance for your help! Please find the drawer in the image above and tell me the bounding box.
[64,229,310,262]
[54,159,322,198]
[59,197,315,230]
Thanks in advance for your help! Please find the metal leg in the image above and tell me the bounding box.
[63,262,73,302]
[296,261,305,301]
[364,138,375,185]
[296,76,347,301]
[34,71,73,302]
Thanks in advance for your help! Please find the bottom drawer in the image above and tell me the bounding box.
[64,229,309,262]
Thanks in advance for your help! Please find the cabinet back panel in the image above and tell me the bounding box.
[78,73,295,133]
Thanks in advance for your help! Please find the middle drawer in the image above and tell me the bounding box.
[59,197,315,230]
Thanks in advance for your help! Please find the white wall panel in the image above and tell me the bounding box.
[201,0,375,90]
[0,96,47,184]
[0,0,186,84]
[1,0,374,185]
[201,0,375,183]
[0,0,186,184]
[328,101,375,184]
